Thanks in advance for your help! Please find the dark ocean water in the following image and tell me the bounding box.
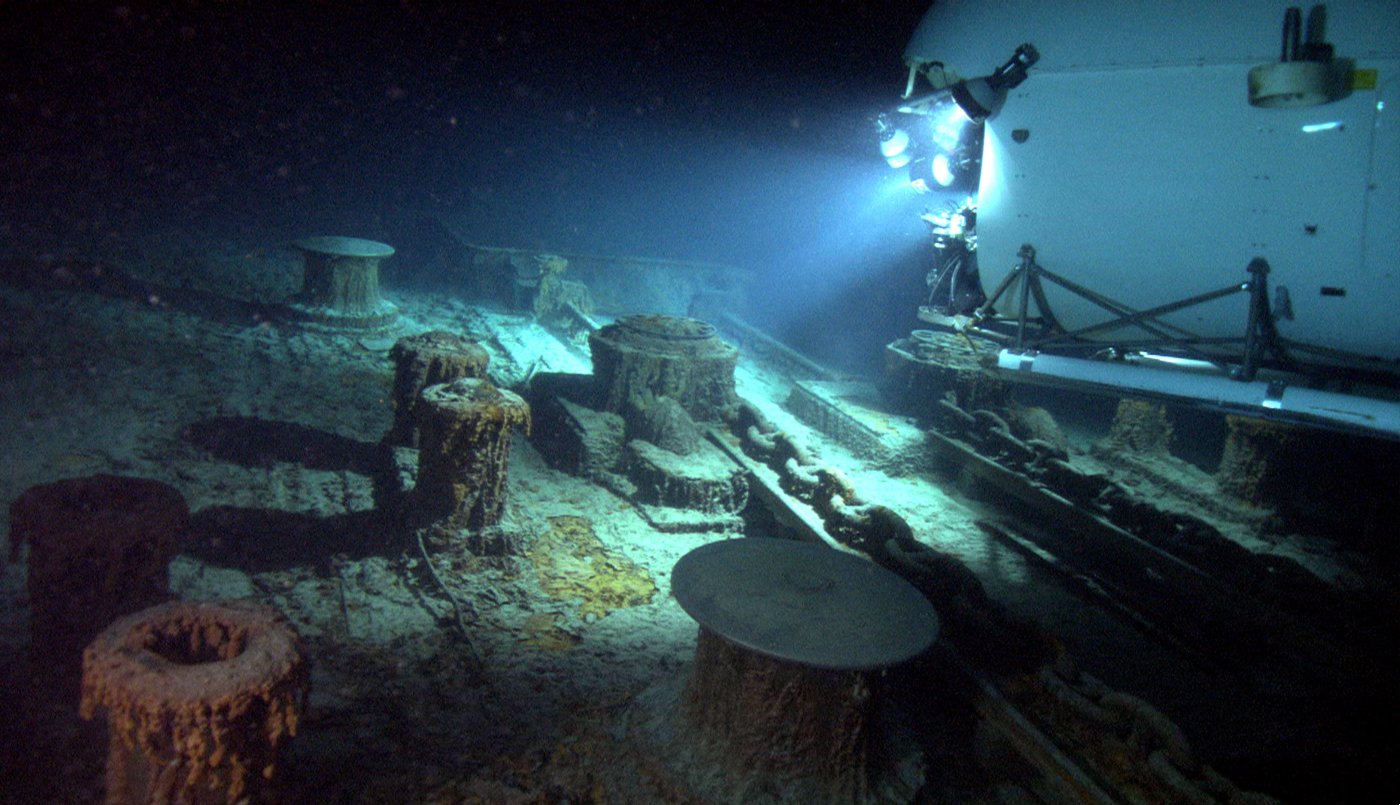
[3,1,942,372]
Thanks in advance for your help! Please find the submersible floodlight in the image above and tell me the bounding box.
[909,151,977,190]
[880,43,1038,192]
[875,113,913,168]
[948,42,1040,123]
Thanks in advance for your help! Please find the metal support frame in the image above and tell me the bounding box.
[970,245,1292,379]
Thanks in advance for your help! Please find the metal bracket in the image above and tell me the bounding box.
[969,249,1296,380]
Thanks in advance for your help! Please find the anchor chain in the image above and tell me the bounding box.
[724,400,1279,804]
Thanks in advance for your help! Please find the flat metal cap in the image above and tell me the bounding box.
[672,538,939,671]
[293,236,395,258]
